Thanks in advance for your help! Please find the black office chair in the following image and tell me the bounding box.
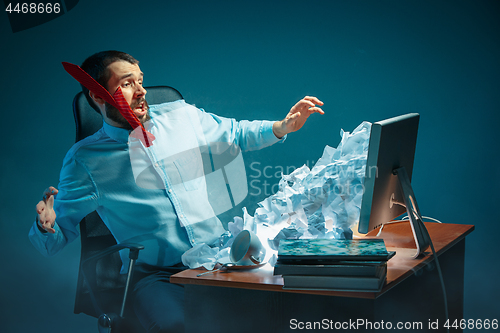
[72,86,183,333]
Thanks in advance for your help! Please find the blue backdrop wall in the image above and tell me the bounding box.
[1,0,498,331]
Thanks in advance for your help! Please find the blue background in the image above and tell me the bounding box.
[1,0,498,331]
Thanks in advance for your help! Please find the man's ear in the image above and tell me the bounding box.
[89,91,106,106]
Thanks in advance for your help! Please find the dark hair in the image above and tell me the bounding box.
[80,50,139,113]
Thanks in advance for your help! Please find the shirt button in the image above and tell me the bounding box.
[168,189,172,193]
[179,214,184,218]
[154,162,159,167]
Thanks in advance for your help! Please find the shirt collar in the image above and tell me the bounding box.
[102,121,131,144]
[102,116,156,144]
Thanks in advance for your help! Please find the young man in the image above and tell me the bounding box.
[30,50,324,332]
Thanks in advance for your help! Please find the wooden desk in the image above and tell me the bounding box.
[171,223,474,333]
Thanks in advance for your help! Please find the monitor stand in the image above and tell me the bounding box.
[392,167,432,258]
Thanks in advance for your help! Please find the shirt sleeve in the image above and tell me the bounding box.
[195,108,286,152]
[28,152,99,257]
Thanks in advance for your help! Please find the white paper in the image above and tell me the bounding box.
[182,121,372,268]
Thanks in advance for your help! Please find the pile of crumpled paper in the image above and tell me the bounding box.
[182,121,372,269]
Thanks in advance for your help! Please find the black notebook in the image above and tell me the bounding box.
[282,265,387,292]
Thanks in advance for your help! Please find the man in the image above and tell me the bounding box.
[30,50,324,332]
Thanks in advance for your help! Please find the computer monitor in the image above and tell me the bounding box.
[358,113,431,258]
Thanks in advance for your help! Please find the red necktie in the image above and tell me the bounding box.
[62,62,155,147]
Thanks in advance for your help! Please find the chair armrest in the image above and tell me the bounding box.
[82,243,145,267]
[81,243,145,318]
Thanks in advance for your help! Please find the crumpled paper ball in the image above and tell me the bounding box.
[181,243,220,270]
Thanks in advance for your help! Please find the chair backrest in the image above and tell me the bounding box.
[73,86,183,317]
[73,86,184,142]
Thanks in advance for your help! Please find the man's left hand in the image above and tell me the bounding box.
[273,96,324,138]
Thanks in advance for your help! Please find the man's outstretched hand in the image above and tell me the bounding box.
[36,187,58,234]
[273,96,324,138]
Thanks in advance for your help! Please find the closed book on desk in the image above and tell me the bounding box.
[277,239,390,264]
[274,262,386,277]
[282,265,387,292]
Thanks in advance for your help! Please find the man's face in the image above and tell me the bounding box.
[103,60,150,128]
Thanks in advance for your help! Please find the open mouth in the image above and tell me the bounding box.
[133,101,148,117]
